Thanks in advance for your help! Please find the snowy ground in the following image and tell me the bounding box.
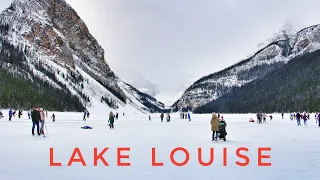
[0,112,319,180]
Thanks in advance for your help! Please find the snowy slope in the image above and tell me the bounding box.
[116,68,160,97]
[173,24,320,112]
[0,0,165,113]
[0,112,319,180]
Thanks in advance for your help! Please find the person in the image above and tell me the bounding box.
[9,109,13,121]
[51,113,55,122]
[218,116,227,141]
[282,112,284,119]
[296,112,301,126]
[257,113,262,124]
[108,112,115,129]
[315,113,319,123]
[160,113,164,122]
[83,110,87,121]
[167,114,171,122]
[46,111,48,118]
[188,113,191,121]
[39,108,46,135]
[269,115,273,121]
[0,110,3,119]
[27,111,31,119]
[318,113,320,127]
[149,115,151,121]
[211,113,220,142]
[115,113,118,119]
[87,111,90,118]
[18,110,21,118]
[262,113,267,124]
[303,113,308,126]
[31,106,41,136]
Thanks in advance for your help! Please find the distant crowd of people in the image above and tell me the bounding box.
[290,112,320,127]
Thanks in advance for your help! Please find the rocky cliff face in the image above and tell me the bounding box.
[172,24,320,112]
[0,0,165,113]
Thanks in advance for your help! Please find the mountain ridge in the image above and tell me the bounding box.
[0,0,165,113]
[172,23,320,112]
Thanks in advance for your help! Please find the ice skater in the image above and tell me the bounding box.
[9,109,13,121]
[108,112,115,129]
[303,113,308,126]
[31,106,41,136]
[83,110,87,121]
[188,113,191,121]
[39,108,46,136]
[296,112,301,126]
[166,113,171,122]
[87,111,90,119]
[318,113,320,127]
[51,113,55,122]
[211,113,220,142]
[262,113,267,124]
[257,112,262,124]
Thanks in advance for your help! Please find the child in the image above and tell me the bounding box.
[51,113,55,122]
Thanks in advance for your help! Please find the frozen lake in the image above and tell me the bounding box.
[0,112,319,180]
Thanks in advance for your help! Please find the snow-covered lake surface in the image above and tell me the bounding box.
[0,112,319,180]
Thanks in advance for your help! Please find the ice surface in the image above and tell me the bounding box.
[0,112,319,180]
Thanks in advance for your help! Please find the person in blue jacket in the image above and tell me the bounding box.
[9,109,13,121]
[187,113,191,121]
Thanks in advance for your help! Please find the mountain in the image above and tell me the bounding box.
[172,24,320,112]
[0,0,165,113]
[116,69,159,97]
[194,49,320,113]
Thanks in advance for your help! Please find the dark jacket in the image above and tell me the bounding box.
[108,114,115,124]
[296,113,301,119]
[31,110,40,122]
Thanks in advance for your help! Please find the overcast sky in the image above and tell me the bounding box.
[1,0,320,101]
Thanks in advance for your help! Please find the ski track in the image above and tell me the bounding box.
[0,112,319,180]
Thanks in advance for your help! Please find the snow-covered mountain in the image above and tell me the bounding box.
[115,68,159,97]
[0,0,165,113]
[172,24,320,112]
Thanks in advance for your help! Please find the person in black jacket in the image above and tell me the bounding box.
[296,112,301,126]
[31,106,41,136]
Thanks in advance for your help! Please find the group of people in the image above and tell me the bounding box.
[30,107,47,136]
[291,112,320,126]
[211,113,227,142]
[180,113,191,121]
[160,113,171,122]
[256,113,273,124]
